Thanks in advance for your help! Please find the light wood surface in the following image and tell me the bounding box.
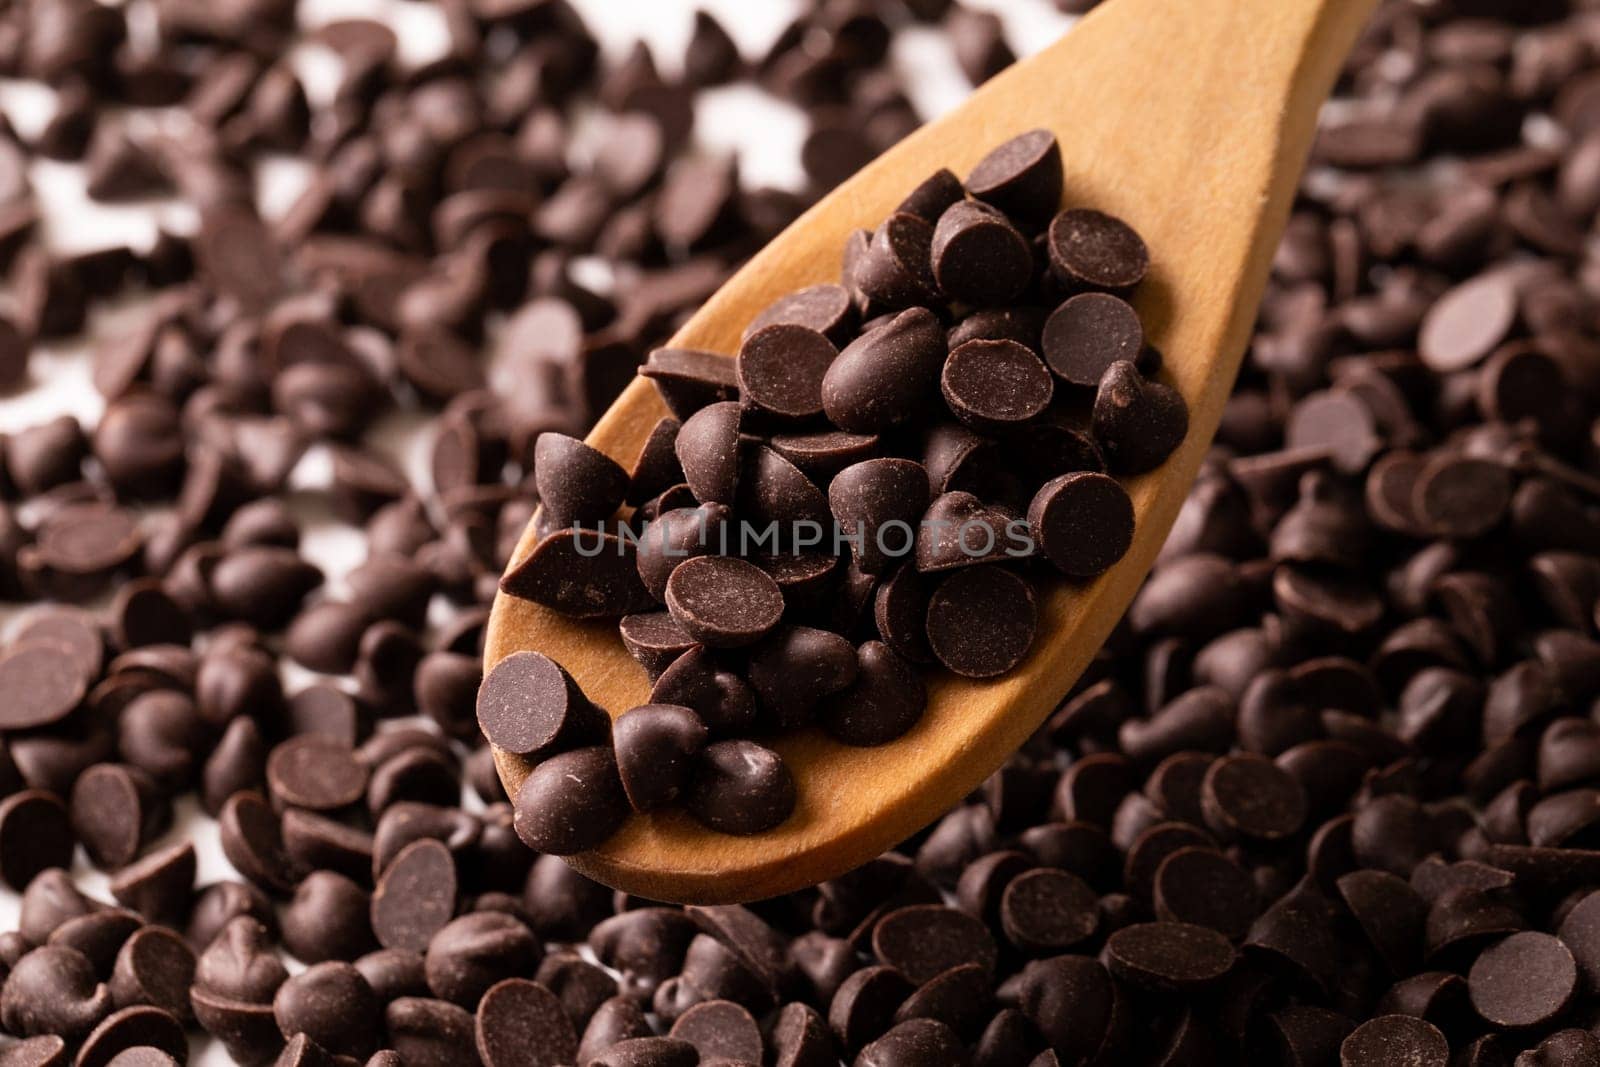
[487,0,1379,903]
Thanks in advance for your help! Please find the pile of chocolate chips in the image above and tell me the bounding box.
[488,127,1187,850]
[0,0,1599,1064]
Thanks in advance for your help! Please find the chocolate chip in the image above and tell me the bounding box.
[283,871,376,964]
[1047,208,1149,292]
[267,734,366,812]
[74,1006,186,1067]
[371,838,457,952]
[821,641,926,746]
[965,129,1061,232]
[386,997,475,1067]
[829,459,929,575]
[687,739,795,836]
[218,791,295,894]
[673,400,742,505]
[669,999,762,1064]
[424,912,541,1008]
[829,965,914,1055]
[915,491,1018,572]
[1,945,114,1039]
[737,324,838,422]
[1154,847,1258,938]
[665,555,784,649]
[0,642,90,729]
[0,790,73,889]
[926,566,1037,678]
[1042,293,1144,388]
[850,213,938,311]
[1092,361,1189,475]
[640,349,740,422]
[1339,1015,1449,1067]
[613,704,708,813]
[1028,472,1134,579]
[857,1018,966,1067]
[499,529,655,619]
[1102,921,1235,991]
[821,308,945,434]
[534,432,628,527]
[587,1038,698,1067]
[475,650,608,760]
[930,200,1032,305]
[474,977,576,1067]
[272,961,382,1058]
[1200,754,1307,842]
[999,868,1099,954]
[745,625,859,732]
[941,338,1053,433]
[1418,271,1517,372]
[1469,931,1577,1029]
[650,646,758,735]
[618,611,697,680]
[511,746,629,855]
[636,505,730,602]
[1412,453,1512,539]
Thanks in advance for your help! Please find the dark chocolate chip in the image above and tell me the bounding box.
[475,650,608,759]
[925,566,1038,678]
[686,740,795,836]
[1042,293,1144,388]
[511,746,629,855]
[613,704,708,813]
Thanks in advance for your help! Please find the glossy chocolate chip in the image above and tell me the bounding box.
[511,746,629,856]
[686,740,795,836]
[821,308,946,433]
[613,704,708,813]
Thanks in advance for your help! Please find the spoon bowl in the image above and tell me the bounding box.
[489,0,1379,904]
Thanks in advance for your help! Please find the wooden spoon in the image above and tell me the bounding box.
[488,0,1379,904]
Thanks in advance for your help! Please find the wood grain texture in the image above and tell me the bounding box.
[487,0,1380,903]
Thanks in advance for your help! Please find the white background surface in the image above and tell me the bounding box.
[0,0,1075,1060]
